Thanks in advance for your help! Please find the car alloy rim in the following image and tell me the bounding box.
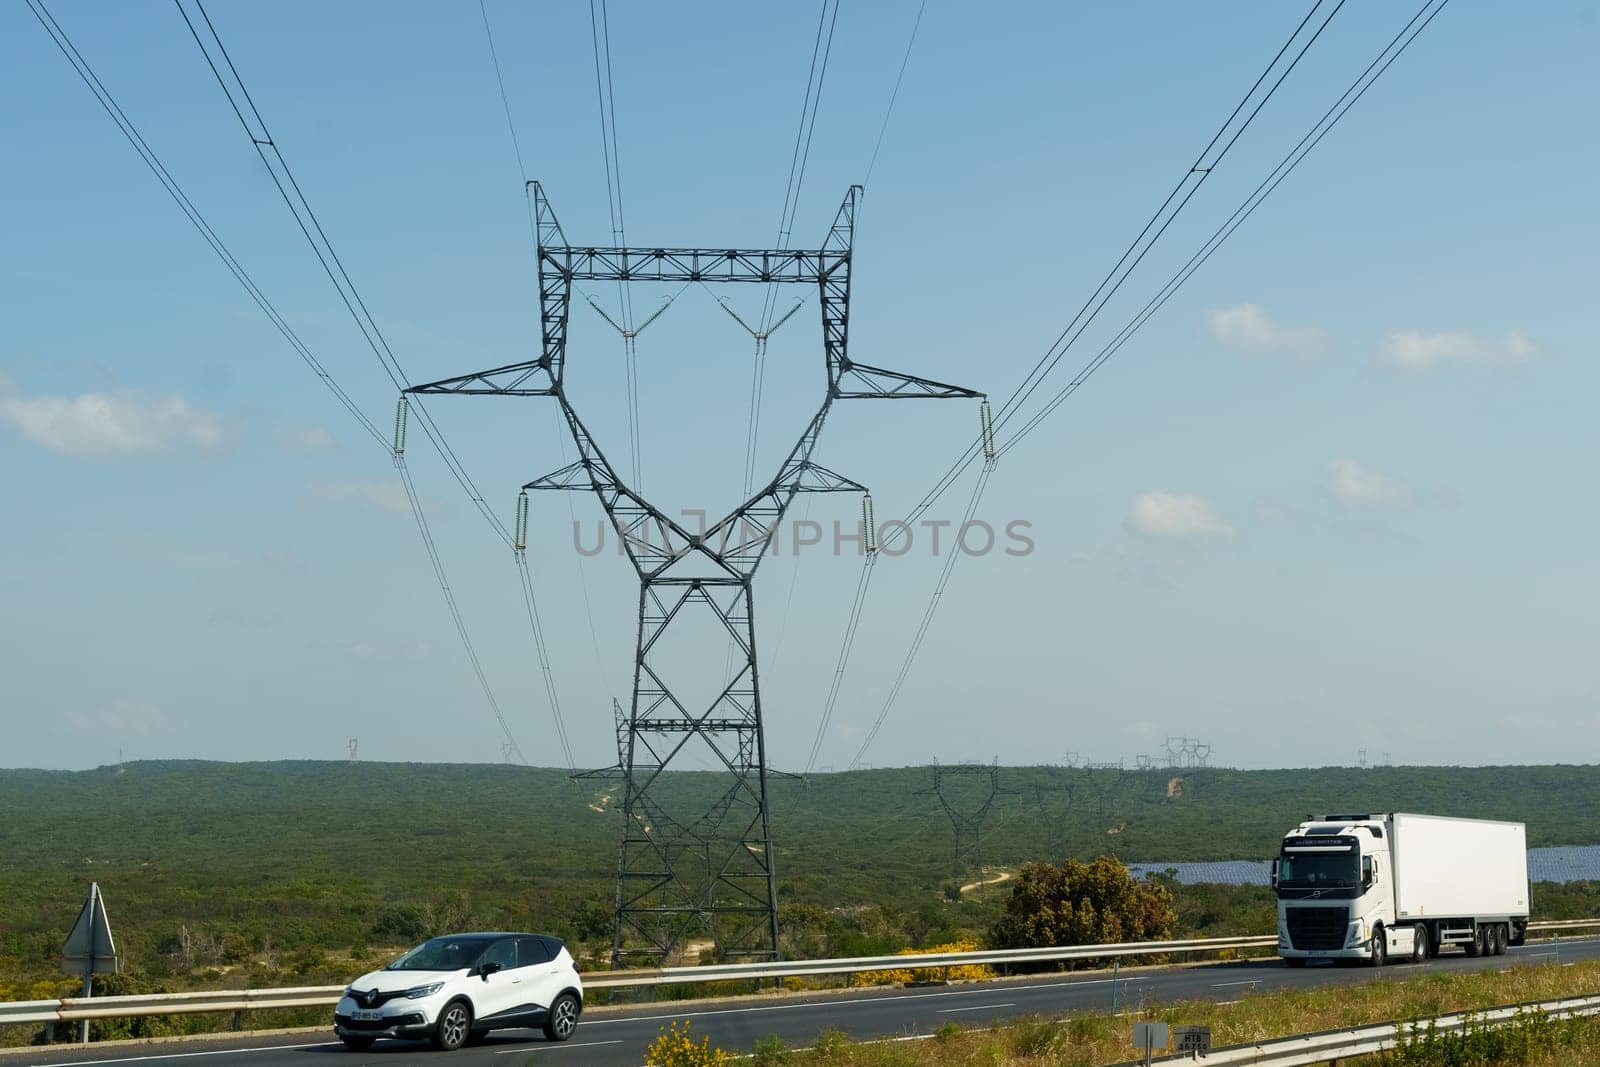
[555,999,577,1036]
[445,1006,467,1045]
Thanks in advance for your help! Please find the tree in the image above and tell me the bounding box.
[990,856,1176,950]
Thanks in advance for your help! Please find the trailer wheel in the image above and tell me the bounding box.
[1464,926,1483,958]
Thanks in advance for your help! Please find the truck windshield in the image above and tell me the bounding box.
[1278,849,1357,888]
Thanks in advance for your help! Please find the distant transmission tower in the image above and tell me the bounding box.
[406,185,982,965]
[1162,736,1211,769]
[346,738,358,762]
[921,760,1014,893]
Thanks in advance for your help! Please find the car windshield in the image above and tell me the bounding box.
[1278,848,1358,888]
[385,937,492,972]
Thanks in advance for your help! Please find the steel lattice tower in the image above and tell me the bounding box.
[406,183,981,965]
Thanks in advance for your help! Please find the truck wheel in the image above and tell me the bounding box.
[1464,927,1483,958]
[1494,924,1508,955]
[1369,928,1386,967]
[1410,930,1427,963]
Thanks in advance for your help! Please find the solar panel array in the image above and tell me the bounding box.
[1127,847,1600,886]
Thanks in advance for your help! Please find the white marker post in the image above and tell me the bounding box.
[61,883,119,1043]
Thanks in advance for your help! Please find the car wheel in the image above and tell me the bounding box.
[433,999,472,1052]
[340,1035,375,1051]
[1410,929,1427,963]
[1369,928,1386,968]
[543,992,580,1042]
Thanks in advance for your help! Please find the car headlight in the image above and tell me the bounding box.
[405,982,445,1000]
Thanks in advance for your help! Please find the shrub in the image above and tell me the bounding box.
[852,939,996,986]
[991,856,1177,955]
[750,1033,791,1064]
[644,1020,730,1066]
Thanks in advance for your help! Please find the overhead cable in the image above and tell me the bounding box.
[22,0,388,455]
[175,0,515,548]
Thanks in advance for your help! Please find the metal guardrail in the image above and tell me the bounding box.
[1,918,1594,1033]
[1142,992,1600,1065]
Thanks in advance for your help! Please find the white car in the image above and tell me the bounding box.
[333,932,583,1051]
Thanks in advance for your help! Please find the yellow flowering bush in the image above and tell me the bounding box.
[853,939,995,986]
[645,1020,731,1066]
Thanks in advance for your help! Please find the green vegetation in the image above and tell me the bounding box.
[991,857,1176,952]
[731,961,1600,1064]
[1,759,1597,1008]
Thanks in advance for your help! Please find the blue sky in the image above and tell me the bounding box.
[2,1,1595,771]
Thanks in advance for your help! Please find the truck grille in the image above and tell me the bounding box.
[1287,906,1349,950]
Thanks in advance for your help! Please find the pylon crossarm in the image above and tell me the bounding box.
[405,358,556,396]
[549,247,836,284]
[834,360,983,400]
[523,460,602,492]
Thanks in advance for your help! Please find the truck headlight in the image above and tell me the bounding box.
[405,982,445,999]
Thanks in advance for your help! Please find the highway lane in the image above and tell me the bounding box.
[13,938,1600,1067]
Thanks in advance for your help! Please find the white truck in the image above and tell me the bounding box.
[1273,812,1529,967]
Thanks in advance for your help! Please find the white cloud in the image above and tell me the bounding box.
[278,425,338,451]
[1125,491,1233,538]
[1328,459,1403,505]
[306,479,412,514]
[1206,303,1327,358]
[1382,329,1537,368]
[0,389,222,456]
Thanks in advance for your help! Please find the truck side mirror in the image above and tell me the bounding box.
[1269,859,1278,888]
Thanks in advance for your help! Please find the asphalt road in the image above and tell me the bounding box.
[11,938,1599,1067]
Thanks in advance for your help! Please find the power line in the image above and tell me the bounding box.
[844,0,1449,768]
[22,0,388,455]
[999,0,1452,456]
[175,0,515,549]
[840,4,1342,769]
[803,554,877,776]
[587,0,642,489]
[849,460,994,770]
[863,0,928,189]
[397,455,528,764]
[170,1,548,762]
[880,0,1345,554]
[475,1,618,712]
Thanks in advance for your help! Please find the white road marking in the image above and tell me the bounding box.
[1211,980,1261,987]
[937,1003,1016,1014]
[37,1042,333,1065]
[494,1039,624,1054]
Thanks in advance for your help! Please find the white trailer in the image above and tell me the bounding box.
[1273,812,1529,967]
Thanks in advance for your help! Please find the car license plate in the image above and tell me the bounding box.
[352,1010,382,1022]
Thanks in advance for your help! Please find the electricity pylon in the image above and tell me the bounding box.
[405,183,982,964]
[921,760,1015,892]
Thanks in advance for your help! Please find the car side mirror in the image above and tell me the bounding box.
[480,961,502,980]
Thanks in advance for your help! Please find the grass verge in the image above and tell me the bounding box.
[735,959,1600,1065]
